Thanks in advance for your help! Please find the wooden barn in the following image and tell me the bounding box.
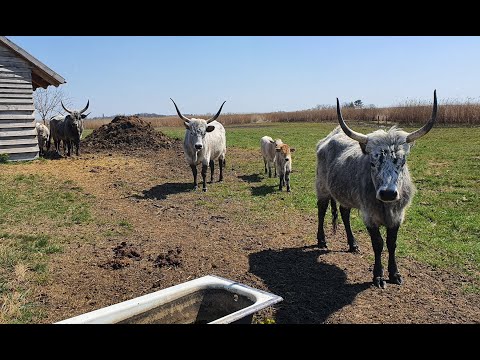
[0,36,66,161]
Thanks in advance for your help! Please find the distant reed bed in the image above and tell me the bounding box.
[83,98,480,130]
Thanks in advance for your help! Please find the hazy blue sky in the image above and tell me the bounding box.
[7,36,480,118]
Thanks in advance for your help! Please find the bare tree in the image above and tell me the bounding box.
[33,87,71,125]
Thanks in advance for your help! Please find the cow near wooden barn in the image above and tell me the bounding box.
[260,136,283,178]
[170,98,227,192]
[48,100,89,157]
[275,142,295,192]
[61,100,89,156]
[315,90,438,288]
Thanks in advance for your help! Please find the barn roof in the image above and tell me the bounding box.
[0,36,66,90]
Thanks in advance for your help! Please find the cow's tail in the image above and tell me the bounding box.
[330,197,338,234]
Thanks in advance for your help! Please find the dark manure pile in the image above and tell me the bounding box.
[82,116,175,152]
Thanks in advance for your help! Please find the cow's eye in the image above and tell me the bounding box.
[370,162,375,167]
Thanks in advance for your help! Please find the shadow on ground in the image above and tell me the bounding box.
[238,173,263,183]
[135,182,192,200]
[249,246,370,323]
[250,184,277,196]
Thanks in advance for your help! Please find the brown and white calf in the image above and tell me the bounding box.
[275,143,295,192]
[260,136,283,178]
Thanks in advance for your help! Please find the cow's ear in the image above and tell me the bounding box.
[269,140,275,144]
[81,114,88,119]
[184,121,190,129]
[290,148,296,153]
[206,125,215,132]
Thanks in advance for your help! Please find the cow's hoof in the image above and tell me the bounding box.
[218,178,224,182]
[202,188,207,192]
[373,277,386,289]
[389,273,403,285]
[348,244,359,253]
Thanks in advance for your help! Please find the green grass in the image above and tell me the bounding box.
[0,174,92,227]
[0,173,93,323]
[160,123,480,282]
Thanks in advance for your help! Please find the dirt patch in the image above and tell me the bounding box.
[82,116,175,151]
[99,259,131,270]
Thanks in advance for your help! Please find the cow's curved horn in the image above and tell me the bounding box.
[206,101,226,124]
[406,90,438,143]
[337,98,368,144]
[170,98,191,122]
[79,100,89,114]
[61,101,73,114]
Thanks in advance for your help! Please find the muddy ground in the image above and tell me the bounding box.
[6,119,480,324]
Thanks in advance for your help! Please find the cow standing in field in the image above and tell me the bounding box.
[316,90,438,288]
[260,136,283,178]
[35,122,49,156]
[61,100,90,156]
[170,98,227,192]
[275,143,295,192]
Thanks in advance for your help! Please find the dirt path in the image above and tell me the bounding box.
[5,142,479,324]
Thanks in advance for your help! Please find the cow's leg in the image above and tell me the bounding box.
[75,141,80,156]
[386,225,402,285]
[65,140,70,157]
[201,163,208,192]
[209,160,215,183]
[278,172,284,191]
[218,158,224,182]
[316,198,329,248]
[264,159,268,175]
[55,139,60,155]
[268,163,272,178]
[190,164,198,191]
[367,226,385,288]
[339,206,359,252]
[286,170,291,192]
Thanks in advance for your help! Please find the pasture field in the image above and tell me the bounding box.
[160,122,480,280]
[0,122,479,323]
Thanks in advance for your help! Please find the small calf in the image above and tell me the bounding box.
[35,122,50,156]
[275,143,295,192]
[260,136,283,178]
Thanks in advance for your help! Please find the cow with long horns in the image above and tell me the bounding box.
[61,100,90,156]
[315,90,438,288]
[170,99,227,192]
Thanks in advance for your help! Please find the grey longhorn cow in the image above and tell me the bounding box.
[61,100,90,156]
[315,90,438,288]
[170,99,227,192]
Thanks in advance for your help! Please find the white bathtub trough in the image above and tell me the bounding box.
[55,275,283,324]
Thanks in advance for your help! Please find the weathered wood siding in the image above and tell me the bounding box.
[0,44,39,161]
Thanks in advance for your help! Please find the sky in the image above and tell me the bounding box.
[6,36,480,118]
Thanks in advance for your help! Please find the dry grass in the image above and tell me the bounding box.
[0,263,31,323]
[83,98,480,130]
